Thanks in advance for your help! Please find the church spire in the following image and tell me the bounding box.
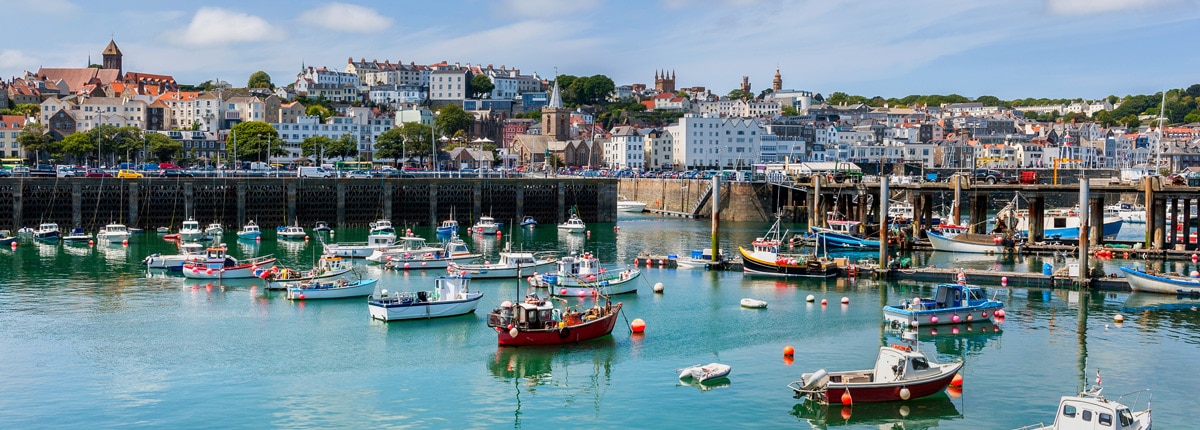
[548,79,563,109]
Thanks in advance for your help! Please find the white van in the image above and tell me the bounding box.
[298,166,332,178]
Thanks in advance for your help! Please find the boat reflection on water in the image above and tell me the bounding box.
[181,277,269,291]
[677,376,731,391]
[276,238,308,255]
[235,238,261,256]
[1121,292,1200,312]
[885,322,1004,358]
[790,393,961,428]
[918,250,1021,270]
[487,340,617,427]
[557,228,586,252]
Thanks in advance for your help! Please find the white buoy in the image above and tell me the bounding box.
[508,327,519,338]
[653,282,664,293]
[806,294,815,302]
[1113,314,1125,322]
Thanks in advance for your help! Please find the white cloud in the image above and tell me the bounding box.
[297,3,393,33]
[497,0,600,18]
[0,50,38,69]
[174,8,281,47]
[1045,0,1185,15]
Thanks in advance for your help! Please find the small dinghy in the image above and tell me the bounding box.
[741,298,768,309]
[678,363,732,383]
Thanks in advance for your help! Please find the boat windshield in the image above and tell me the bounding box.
[1118,408,1133,426]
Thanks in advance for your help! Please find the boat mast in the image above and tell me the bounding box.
[1156,90,1167,173]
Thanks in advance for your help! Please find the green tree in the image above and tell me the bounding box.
[16,123,52,162]
[576,75,615,105]
[781,106,800,116]
[975,95,1002,107]
[469,74,494,99]
[373,128,406,165]
[229,121,279,162]
[1093,110,1115,127]
[727,89,749,100]
[325,133,358,160]
[300,136,332,165]
[306,105,332,122]
[399,122,433,167]
[1185,112,1200,123]
[435,104,473,137]
[145,132,183,161]
[59,132,94,163]
[247,71,273,89]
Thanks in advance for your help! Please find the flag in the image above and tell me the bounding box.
[1095,369,1102,385]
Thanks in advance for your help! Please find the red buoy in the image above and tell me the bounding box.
[951,373,963,387]
[783,345,795,356]
[840,390,853,405]
[630,318,646,333]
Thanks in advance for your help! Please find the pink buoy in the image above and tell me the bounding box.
[403,262,410,269]
[560,288,568,295]
[299,294,305,300]
[966,315,974,322]
[821,299,828,305]
[1192,254,1198,263]
[982,311,989,318]
[122,239,128,246]
[1001,276,1008,287]
[951,314,961,323]
[304,236,309,241]
[952,326,960,334]
[995,309,1006,318]
[421,262,427,266]
[930,315,939,324]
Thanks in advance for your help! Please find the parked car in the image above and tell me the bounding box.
[159,169,194,178]
[116,169,144,178]
[85,169,114,178]
[345,170,372,179]
[0,169,11,178]
[971,168,1011,184]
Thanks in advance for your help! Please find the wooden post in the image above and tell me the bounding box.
[879,179,890,270]
[711,176,720,262]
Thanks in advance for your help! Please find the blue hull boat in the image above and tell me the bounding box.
[883,283,1005,326]
[815,231,880,249]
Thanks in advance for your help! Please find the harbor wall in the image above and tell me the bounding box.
[617,178,772,222]
[0,178,617,231]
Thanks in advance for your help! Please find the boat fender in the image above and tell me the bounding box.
[800,369,828,391]
[558,327,571,339]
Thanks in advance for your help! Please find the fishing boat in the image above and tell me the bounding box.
[33,223,60,241]
[62,227,92,244]
[450,249,557,279]
[1119,267,1200,295]
[882,283,1005,326]
[558,214,587,233]
[277,225,307,241]
[181,248,276,279]
[286,278,378,300]
[934,222,969,238]
[1014,207,1123,240]
[926,230,1017,254]
[739,217,838,278]
[143,242,208,270]
[472,215,500,234]
[263,256,356,290]
[486,293,623,346]
[520,216,538,227]
[96,223,129,244]
[740,298,768,309]
[617,195,647,213]
[313,221,332,232]
[678,363,732,383]
[529,251,641,296]
[179,219,203,241]
[323,232,397,258]
[204,223,224,237]
[811,220,880,249]
[237,221,261,240]
[788,333,963,404]
[369,219,395,235]
[1020,375,1152,430]
[376,235,481,268]
[673,248,729,269]
[367,275,484,321]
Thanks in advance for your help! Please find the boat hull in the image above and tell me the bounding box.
[287,279,378,300]
[617,202,647,212]
[265,267,356,290]
[98,233,128,244]
[882,301,1005,326]
[367,292,484,320]
[324,245,380,258]
[182,259,277,279]
[495,303,622,346]
[237,232,261,240]
[815,231,880,249]
[926,231,1009,254]
[452,260,557,279]
[739,247,838,278]
[545,271,641,296]
[815,362,963,404]
[1121,267,1200,295]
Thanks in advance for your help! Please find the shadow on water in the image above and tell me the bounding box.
[790,393,961,429]
[485,339,618,428]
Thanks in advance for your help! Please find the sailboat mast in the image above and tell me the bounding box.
[1157,90,1167,172]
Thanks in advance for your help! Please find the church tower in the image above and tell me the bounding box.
[740,76,751,95]
[542,79,569,141]
[654,70,675,93]
[772,67,782,91]
[102,39,122,76]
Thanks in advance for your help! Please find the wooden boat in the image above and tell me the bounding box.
[96,223,129,244]
[286,278,378,300]
[740,298,768,308]
[367,275,484,321]
[237,221,261,240]
[557,214,587,233]
[143,242,208,270]
[181,248,276,279]
[529,251,641,296]
[1021,377,1152,429]
[277,225,307,241]
[263,256,356,290]
[486,293,622,346]
[33,222,60,241]
[471,215,500,234]
[179,219,204,241]
[323,232,396,258]
[678,363,731,383]
[740,215,838,277]
[62,227,92,244]
[788,335,963,404]
[926,230,1015,254]
[882,283,1005,326]
[1120,267,1200,295]
[450,250,556,279]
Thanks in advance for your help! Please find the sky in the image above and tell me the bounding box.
[2,0,1198,101]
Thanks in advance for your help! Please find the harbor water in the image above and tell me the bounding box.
[1,217,1196,428]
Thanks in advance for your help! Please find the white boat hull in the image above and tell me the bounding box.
[368,291,484,320]
[1121,267,1200,295]
[144,254,202,270]
[265,267,356,290]
[741,298,767,309]
[545,270,641,296]
[617,201,647,212]
[287,279,378,300]
[182,260,277,279]
[451,259,557,278]
[926,231,1006,254]
[98,232,128,244]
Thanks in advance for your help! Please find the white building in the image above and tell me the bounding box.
[641,128,673,170]
[429,69,469,102]
[272,108,394,162]
[395,106,433,126]
[295,66,360,93]
[369,85,427,105]
[665,114,763,170]
[605,126,644,169]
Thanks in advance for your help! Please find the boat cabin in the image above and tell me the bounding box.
[370,219,394,233]
[241,222,260,233]
[444,238,472,257]
[750,237,781,254]
[499,252,539,266]
[868,345,937,384]
[825,220,861,234]
[488,294,557,329]
[440,219,459,230]
[557,252,602,277]
[105,224,129,234]
[199,247,237,268]
[181,220,200,230]
[367,232,398,247]
[1050,389,1141,430]
[38,223,59,232]
[913,284,989,310]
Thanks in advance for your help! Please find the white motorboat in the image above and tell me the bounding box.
[1021,377,1151,430]
[531,251,641,296]
[377,235,482,269]
[96,223,130,244]
[740,298,767,309]
[179,219,204,241]
[237,221,261,240]
[277,225,307,241]
[143,242,208,270]
[204,223,224,237]
[926,230,1014,254]
[369,219,395,235]
[1106,202,1146,224]
[558,214,587,233]
[367,275,484,321]
[323,232,396,258]
[617,195,647,213]
[673,248,728,269]
[678,363,731,383]
[264,256,357,290]
[1120,267,1200,295]
[33,222,60,241]
[450,250,557,279]
[62,227,92,244]
[471,216,500,234]
[181,247,276,279]
[286,278,378,300]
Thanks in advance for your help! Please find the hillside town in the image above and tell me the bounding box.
[3,39,1200,175]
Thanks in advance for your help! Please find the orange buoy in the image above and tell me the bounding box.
[951,373,963,387]
[630,318,646,333]
[840,390,853,405]
[783,345,795,356]
[821,299,828,306]
[947,385,962,398]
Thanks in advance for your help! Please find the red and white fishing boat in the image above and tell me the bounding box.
[181,247,277,279]
[788,333,963,404]
[486,293,623,346]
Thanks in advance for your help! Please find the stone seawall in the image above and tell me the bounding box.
[617,178,771,222]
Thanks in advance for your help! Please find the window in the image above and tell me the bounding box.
[1098,413,1113,426]
[1082,410,1092,421]
[1061,405,1076,418]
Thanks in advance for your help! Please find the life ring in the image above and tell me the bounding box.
[891,344,912,352]
[558,327,571,339]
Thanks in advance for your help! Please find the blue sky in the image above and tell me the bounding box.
[2,0,1198,100]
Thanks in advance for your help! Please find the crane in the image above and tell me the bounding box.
[1053,158,1083,185]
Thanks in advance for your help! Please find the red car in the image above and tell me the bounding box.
[85,169,114,178]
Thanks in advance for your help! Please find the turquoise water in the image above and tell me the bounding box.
[1,217,1196,428]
